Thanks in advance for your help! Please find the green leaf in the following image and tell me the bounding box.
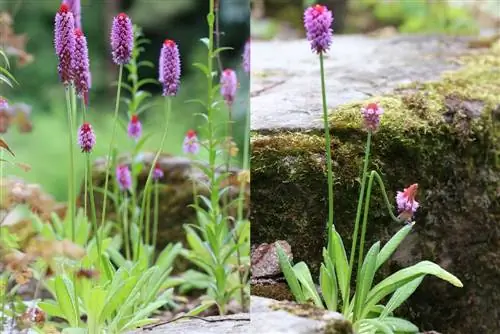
[354,242,380,321]
[329,229,350,303]
[38,300,65,319]
[276,244,306,303]
[200,37,210,48]
[363,261,463,319]
[380,317,419,333]
[185,300,216,316]
[213,46,233,57]
[380,277,424,319]
[193,62,210,76]
[99,276,137,323]
[358,318,394,334]
[320,247,338,311]
[376,223,414,270]
[55,275,78,327]
[121,299,167,331]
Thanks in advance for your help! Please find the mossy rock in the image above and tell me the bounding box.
[79,152,249,263]
[250,35,500,333]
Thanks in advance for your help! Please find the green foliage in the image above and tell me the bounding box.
[361,0,479,34]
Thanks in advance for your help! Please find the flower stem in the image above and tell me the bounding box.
[344,131,371,313]
[145,182,152,247]
[319,52,334,245]
[152,180,160,257]
[82,101,102,262]
[136,96,172,260]
[122,192,131,261]
[64,87,75,242]
[100,65,123,231]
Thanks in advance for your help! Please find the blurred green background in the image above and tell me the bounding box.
[0,0,250,200]
[251,0,499,39]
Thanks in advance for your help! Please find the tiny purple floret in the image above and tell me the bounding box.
[110,13,133,65]
[303,4,333,54]
[153,163,164,181]
[159,39,181,96]
[361,102,384,132]
[127,114,142,140]
[116,164,132,191]
[220,69,237,105]
[183,129,200,155]
[78,123,95,153]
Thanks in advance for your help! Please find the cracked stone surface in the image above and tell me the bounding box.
[251,34,469,131]
[128,296,350,334]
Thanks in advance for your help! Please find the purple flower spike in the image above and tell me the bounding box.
[116,164,132,191]
[110,13,133,65]
[242,39,250,73]
[73,29,90,105]
[183,129,200,155]
[153,163,164,181]
[54,4,75,84]
[361,102,384,132]
[127,114,142,140]
[78,123,95,153]
[220,69,237,105]
[62,0,81,29]
[396,183,419,221]
[304,4,333,54]
[159,39,181,96]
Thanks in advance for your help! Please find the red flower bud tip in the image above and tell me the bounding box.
[59,3,69,13]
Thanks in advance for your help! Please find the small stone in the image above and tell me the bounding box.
[251,240,292,278]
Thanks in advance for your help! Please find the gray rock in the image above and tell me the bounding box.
[251,34,469,131]
[128,296,351,334]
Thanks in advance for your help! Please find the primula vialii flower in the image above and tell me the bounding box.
[54,3,75,83]
[361,102,384,132]
[159,39,181,96]
[116,164,132,191]
[77,123,95,153]
[242,39,250,73]
[396,183,419,221]
[303,4,333,54]
[127,114,142,140]
[183,129,200,155]
[73,28,91,105]
[110,13,133,65]
[152,162,164,181]
[220,69,237,105]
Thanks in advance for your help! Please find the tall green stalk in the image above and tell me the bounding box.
[82,101,101,261]
[136,97,172,260]
[319,53,334,245]
[344,131,371,313]
[100,65,123,230]
[152,180,160,256]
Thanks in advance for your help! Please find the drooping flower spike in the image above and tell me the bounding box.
[303,4,333,54]
[77,123,95,153]
[361,102,384,132]
[152,162,164,181]
[73,28,91,105]
[159,39,181,96]
[110,13,133,65]
[116,164,132,191]
[242,39,250,73]
[396,183,419,221]
[220,69,237,105]
[183,129,200,155]
[54,3,75,84]
[127,114,142,140]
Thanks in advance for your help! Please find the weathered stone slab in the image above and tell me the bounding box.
[251,35,469,130]
[129,296,351,334]
[251,35,500,334]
